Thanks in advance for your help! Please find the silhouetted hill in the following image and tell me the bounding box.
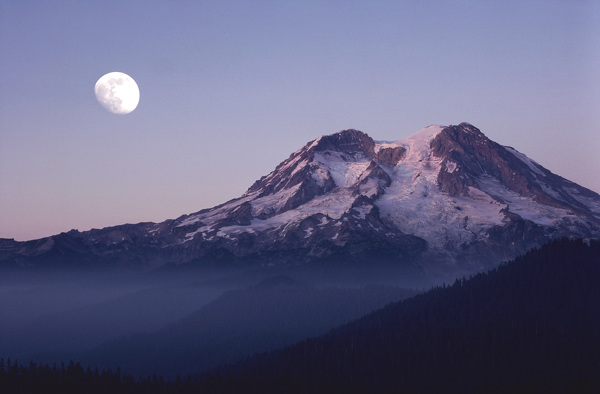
[207,238,600,393]
[78,276,415,379]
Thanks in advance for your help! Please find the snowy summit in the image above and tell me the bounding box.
[2,123,600,281]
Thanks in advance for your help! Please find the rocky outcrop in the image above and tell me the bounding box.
[247,129,373,198]
[215,202,254,227]
[431,123,529,197]
[431,123,600,216]
[312,129,375,156]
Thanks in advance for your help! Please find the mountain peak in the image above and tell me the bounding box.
[456,121,478,131]
[4,123,600,280]
[312,129,375,156]
[332,128,365,136]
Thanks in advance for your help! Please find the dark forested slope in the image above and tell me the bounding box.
[2,238,599,393]
[212,238,600,393]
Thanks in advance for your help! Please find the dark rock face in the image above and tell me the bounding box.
[432,123,599,216]
[432,123,532,197]
[215,202,254,227]
[313,129,376,156]
[377,146,406,165]
[281,173,331,212]
[362,161,392,186]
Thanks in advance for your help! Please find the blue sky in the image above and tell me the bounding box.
[1,0,599,241]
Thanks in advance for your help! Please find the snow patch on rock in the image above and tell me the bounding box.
[445,161,457,173]
[505,146,545,177]
[313,151,371,188]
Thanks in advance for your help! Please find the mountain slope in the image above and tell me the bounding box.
[207,238,600,393]
[2,123,599,280]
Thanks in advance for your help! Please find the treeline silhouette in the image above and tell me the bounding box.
[2,238,599,393]
[214,238,600,393]
[0,358,200,394]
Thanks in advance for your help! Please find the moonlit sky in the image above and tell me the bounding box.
[1,1,599,241]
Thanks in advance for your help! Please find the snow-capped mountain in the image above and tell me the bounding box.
[2,123,599,277]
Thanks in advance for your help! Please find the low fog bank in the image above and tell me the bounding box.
[0,269,238,360]
[0,264,429,380]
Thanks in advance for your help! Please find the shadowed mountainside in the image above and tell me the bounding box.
[205,238,600,393]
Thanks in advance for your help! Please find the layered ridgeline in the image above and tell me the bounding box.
[2,123,599,279]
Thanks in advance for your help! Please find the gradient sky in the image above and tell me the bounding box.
[1,0,599,241]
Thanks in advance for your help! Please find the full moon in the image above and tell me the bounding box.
[94,72,140,114]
